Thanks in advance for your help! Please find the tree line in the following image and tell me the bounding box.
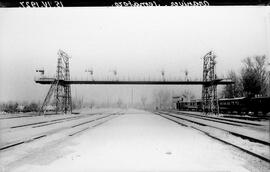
[0,102,39,113]
[221,55,270,98]
[0,99,85,114]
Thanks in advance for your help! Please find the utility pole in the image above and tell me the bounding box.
[161,69,165,81]
[131,87,134,108]
[85,68,94,80]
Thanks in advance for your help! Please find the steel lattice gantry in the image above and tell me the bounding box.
[36,50,233,115]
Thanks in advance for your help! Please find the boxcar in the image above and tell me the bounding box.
[218,97,248,114]
[248,97,270,115]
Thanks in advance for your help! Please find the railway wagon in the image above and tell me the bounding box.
[175,97,270,116]
[219,97,270,115]
[218,97,248,114]
[248,97,270,115]
[189,100,203,111]
[177,99,202,112]
[176,101,189,111]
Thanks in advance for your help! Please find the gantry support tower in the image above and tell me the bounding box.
[39,50,72,115]
[201,51,219,115]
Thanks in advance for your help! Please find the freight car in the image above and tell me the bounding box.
[175,97,270,116]
[176,99,203,112]
[218,97,248,114]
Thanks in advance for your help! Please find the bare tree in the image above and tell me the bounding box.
[89,100,95,109]
[241,55,269,97]
[180,90,195,101]
[221,70,243,98]
[24,102,39,112]
[267,65,270,96]
[72,97,84,109]
[152,89,171,110]
[140,95,147,109]
[1,101,18,113]
[117,98,123,108]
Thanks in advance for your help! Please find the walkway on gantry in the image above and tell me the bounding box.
[35,78,233,85]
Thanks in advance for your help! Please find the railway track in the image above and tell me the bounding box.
[0,114,37,120]
[0,112,80,120]
[0,112,123,151]
[155,111,270,163]
[0,112,107,131]
[10,113,99,129]
[160,111,269,145]
[170,110,263,127]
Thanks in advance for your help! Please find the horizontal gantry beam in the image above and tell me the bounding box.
[35,78,233,85]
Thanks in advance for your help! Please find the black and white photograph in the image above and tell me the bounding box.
[0,1,270,172]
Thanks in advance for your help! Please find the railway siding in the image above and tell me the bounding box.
[0,113,117,150]
[155,111,270,163]
[173,110,269,126]
[161,111,269,144]
[0,108,113,130]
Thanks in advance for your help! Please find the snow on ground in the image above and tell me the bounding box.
[0,108,123,147]
[4,109,257,172]
[177,110,270,126]
[168,111,270,143]
[0,113,107,147]
[0,108,110,130]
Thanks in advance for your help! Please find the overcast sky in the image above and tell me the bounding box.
[0,7,269,104]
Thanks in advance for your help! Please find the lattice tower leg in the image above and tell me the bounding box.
[39,80,58,115]
[201,51,219,115]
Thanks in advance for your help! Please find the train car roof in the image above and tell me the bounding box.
[250,96,270,99]
[190,99,202,102]
[219,97,246,101]
[172,96,180,98]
